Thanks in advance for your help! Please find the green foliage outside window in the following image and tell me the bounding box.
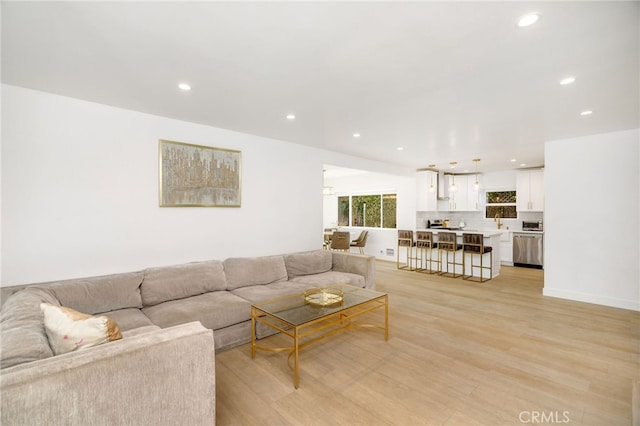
[337,194,397,229]
[486,191,516,204]
[337,196,350,226]
[352,195,380,227]
[485,190,517,219]
[382,194,397,228]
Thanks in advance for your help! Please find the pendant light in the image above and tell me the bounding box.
[472,158,481,190]
[428,164,436,192]
[449,162,457,192]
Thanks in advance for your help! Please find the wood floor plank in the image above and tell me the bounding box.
[215,261,640,425]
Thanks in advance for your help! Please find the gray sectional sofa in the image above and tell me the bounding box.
[0,249,375,425]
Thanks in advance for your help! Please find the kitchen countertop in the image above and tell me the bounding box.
[418,228,504,237]
[511,230,544,234]
[424,228,544,235]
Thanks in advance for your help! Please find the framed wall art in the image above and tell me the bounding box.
[159,139,242,207]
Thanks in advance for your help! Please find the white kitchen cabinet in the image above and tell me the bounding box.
[516,170,544,211]
[498,230,513,264]
[416,170,438,211]
[447,175,479,211]
[466,176,480,211]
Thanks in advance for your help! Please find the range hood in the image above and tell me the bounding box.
[437,172,453,200]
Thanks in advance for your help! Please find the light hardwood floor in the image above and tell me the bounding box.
[216,260,640,425]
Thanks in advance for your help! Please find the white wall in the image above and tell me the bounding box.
[544,129,639,311]
[1,85,413,286]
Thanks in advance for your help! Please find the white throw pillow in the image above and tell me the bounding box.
[40,303,123,355]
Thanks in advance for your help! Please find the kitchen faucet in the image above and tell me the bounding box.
[494,213,503,229]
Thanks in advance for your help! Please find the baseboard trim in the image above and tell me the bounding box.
[543,288,640,312]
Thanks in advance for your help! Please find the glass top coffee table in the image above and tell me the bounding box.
[251,283,388,388]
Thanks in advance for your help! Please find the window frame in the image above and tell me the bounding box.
[485,190,517,219]
[336,193,397,229]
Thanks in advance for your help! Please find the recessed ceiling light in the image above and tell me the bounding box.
[286,114,296,120]
[580,110,593,116]
[517,13,540,27]
[520,163,527,167]
[560,77,576,85]
[178,83,191,91]
[396,147,404,151]
[510,158,517,162]
[353,133,361,138]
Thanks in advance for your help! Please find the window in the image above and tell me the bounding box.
[337,196,349,226]
[352,195,379,227]
[382,194,397,228]
[337,194,397,228]
[485,190,517,219]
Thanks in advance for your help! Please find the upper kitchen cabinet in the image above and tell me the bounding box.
[465,175,480,211]
[447,175,480,212]
[416,170,438,211]
[516,170,544,211]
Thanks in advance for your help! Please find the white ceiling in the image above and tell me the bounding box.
[2,1,638,174]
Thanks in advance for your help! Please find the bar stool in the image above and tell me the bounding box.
[397,230,417,270]
[462,233,492,282]
[438,231,463,278]
[416,231,440,274]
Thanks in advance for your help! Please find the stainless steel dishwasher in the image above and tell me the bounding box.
[513,233,543,269]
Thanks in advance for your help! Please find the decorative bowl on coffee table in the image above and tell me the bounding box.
[304,287,343,307]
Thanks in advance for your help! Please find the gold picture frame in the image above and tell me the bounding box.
[159,139,241,207]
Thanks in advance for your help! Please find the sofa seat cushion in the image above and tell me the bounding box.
[230,280,313,305]
[104,308,155,332]
[289,271,365,288]
[284,250,332,279]
[121,325,162,338]
[224,255,288,290]
[142,291,250,331]
[36,271,144,315]
[142,260,227,307]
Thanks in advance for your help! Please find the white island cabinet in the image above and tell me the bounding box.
[419,229,501,278]
[498,230,513,265]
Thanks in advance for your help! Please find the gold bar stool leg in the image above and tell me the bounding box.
[416,231,440,274]
[438,231,463,278]
[397,230,417,270]
[462,233,493,283]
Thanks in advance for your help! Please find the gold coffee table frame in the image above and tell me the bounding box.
[251,284,389,388]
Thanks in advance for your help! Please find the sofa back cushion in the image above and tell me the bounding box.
[224,255,288,290]
[1,288,59,369]
[44,272,144,315]
[141,260,226,307]
[284,250,332,279]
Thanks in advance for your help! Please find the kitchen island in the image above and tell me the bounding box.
[417,229,502,278]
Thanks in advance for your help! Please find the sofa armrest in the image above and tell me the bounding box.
[330,252,376,290]
[1,322,215,426]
